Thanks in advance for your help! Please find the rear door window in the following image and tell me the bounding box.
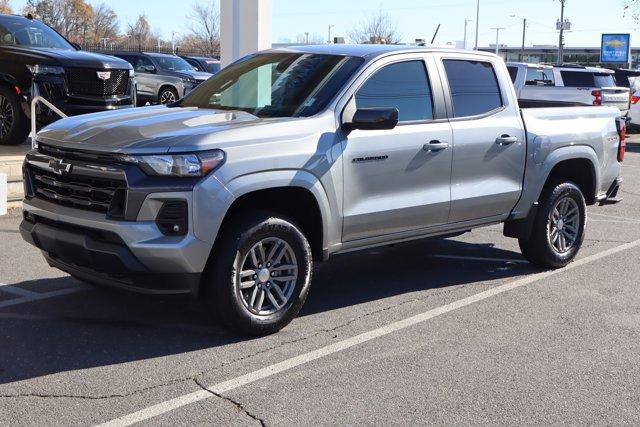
[525,68,555,86]
[355,60,434,122]
[443,59,503,118]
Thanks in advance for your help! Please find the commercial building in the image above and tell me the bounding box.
[479,45,640,68]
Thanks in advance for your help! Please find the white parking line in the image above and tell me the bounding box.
[99,238,640,427]
[589,213,640,223]
[589,219,640,224]
[430,255,529,264]
[0,286,87,309]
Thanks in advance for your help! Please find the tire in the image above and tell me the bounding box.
[158,87,178,104]
[0,86,29,146]
[203,213,313,336]
[518,181,586,269]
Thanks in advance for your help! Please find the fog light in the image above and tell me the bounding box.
[156,201,188,236]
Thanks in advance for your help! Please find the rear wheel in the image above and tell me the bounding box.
[203,213,313,336]
[0,86,29,146]
[519,181,586,268]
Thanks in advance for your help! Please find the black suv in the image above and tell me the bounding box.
[0,14,135,145]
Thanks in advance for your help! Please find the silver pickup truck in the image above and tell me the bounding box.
[20,46,625,335]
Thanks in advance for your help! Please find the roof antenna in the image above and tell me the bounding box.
[430,24,441,45]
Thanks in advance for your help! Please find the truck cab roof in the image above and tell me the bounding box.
[268,43,500,61]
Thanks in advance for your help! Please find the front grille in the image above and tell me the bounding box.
[38,143,118,164]
[28,166,126,214]
[65,68,129,96]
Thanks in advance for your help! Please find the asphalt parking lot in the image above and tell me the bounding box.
[1,146,640,425]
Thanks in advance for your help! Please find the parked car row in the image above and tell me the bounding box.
[507,62,631,114]
[0,12,220,145]
[107,51,214,106]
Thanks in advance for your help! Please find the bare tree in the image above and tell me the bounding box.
[127,14,152,48]
[348,11,401,44]
[91,3,119,45]
[0,0,12,14]
[624,0,640,20]
[185,0,220,57]
[295,32,324,44]
[23,0,95,44]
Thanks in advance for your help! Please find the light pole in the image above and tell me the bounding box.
[327,24,334,44]
[557,0,567,65]
[490,27,504,55]
[305,32,309,44]
[474,0,480,50]
[511,15,527,62]
[463,19,472,50]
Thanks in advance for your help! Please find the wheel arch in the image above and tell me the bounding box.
[505,146,599,240]
[539,148,599,205]
[214,170,336,262]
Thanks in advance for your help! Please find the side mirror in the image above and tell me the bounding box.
[343,107,399,131]
[143,65,156,73]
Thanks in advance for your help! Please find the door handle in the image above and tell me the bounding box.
[423,140,450,152]
[495,135,518,145]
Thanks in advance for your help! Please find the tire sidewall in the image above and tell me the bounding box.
[538,182,586,266]
[209,215,312,335]
[159,87,178,104]
[0,86,28,146]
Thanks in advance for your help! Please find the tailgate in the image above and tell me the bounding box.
[601,87,630,112]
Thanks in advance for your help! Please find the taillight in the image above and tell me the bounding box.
[632,95,640,104]
[592,90,602,106]
[616,117,626,162]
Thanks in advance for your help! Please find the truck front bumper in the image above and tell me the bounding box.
[20,196,212,295]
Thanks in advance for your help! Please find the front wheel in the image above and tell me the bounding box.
[0,86,29,146]
[158,87,178,104]
[204,213,313,336]
[519,181,586,268]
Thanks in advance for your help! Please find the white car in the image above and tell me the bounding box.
[507,63,630,115]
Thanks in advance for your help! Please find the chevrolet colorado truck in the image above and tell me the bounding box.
[19,46,625,336]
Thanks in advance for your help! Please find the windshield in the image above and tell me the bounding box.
[204,61,221,74]
[593,73,616,88]
[150,55,196,72]
[0,17,74,50]
[180,53,364,118]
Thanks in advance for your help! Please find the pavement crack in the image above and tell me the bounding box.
[0,377,193,401]
[193,378,266,426]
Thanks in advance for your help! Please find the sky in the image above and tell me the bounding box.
[6,0,640,48]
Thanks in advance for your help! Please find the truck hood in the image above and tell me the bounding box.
[0,46,132,69]
[36,105,278,154]
[178,70,212,81]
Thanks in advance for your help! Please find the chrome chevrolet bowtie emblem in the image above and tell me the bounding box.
[96,71,111,81]
[49,159,72,175]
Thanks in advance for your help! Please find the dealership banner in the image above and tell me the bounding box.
[600,34,631,63]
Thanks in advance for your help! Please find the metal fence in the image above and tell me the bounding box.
[81,43,214,57]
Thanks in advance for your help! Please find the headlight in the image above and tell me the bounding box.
[128,68,135,77]
[181,76,197,85]
[121,150,225,177]
[26,64,65,76]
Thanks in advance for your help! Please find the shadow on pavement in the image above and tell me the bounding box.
[0,237,536,385]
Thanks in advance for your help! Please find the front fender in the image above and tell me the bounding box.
[226,170,335,252]
[192,169,337,255]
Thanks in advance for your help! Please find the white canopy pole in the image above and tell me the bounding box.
[220,0,272,68]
